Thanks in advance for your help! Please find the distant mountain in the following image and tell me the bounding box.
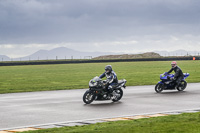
[3,48,200,62]
[155,50,200,56]
[14,47,116,61]
[0,55,10,61]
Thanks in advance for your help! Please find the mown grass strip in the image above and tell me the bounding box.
[0,60,199,94]
[21,112,200,133]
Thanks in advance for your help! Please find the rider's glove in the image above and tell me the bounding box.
[170,77,175,81]
[106,81,109,85]
[104,81,109,86]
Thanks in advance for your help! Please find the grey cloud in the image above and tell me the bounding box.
[0,0,200,44]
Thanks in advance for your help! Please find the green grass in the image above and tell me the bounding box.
[22,112,200,133]
[0,60,199,94]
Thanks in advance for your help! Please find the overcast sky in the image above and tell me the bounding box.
[0,0,200,57]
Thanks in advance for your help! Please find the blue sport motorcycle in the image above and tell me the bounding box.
[155,72,190,93]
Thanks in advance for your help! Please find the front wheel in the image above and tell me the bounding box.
[177,81,187,91]
[112,88,123,102]
[83,90,95,104]
[155,83,164,93]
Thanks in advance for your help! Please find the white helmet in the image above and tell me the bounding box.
[171,61,177,68]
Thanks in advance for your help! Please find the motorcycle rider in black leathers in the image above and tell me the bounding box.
[167,61,184,88]
[99,65,118,93]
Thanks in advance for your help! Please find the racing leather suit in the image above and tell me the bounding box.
[99,71,118,92]
[167,66,184,86]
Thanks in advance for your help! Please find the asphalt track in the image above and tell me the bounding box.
[0,83,200,130]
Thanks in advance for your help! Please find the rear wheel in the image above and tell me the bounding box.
[155,83,164,93]
[83,90,95,104]
[177,81,187,91]
[112,88,123,102]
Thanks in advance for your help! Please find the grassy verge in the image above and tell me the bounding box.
[22,112,200,133]
[0,60,199,94]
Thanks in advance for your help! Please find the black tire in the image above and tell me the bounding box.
[112,88,123,102]
[177,81,187,91]
[155,83,164,93]
[83,90,95,104]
